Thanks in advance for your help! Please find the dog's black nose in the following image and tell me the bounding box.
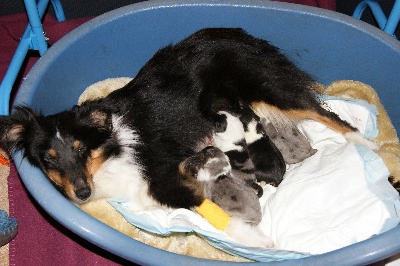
[75,187,91,200]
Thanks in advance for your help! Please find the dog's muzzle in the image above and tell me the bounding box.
[74,178,91,201]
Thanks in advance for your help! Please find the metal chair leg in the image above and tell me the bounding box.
[384,0,400,35]
[0,0,65,115]
[51,0,66,22]
[353,0,399,37]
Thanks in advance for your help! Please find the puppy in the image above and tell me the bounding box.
[179,146,262,224]
[178,146,273,248]
[243,118,286,187]
[0,28,378,224]
[212,110,286,190]
[211,111,263,194]
[261,119,317,164]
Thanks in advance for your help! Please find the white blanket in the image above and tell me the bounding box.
[109,96,400,262]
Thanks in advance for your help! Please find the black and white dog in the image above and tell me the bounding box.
[0,28,378,246]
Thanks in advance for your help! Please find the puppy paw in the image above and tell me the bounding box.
[248,181,264,198]
[224,217,274,248]
[389,176,400,193]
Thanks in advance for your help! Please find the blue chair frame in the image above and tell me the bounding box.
[0,0,65,115]
[353,0,400,37]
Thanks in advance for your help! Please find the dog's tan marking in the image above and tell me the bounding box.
[73,140,81,151]
[63,183,76,200]
[251,101,353,135]
[283,109,352,134]
[48,149,58,158]
[86,148,106,176]
[46,170,75,200]
[46,170,63,186]
[178,160,205,202]
[178,161,187,177]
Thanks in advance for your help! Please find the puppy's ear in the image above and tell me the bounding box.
[0,106,41,151]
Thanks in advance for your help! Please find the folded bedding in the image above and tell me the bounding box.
[109,95,400,262]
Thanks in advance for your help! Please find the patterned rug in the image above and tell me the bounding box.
[0,149,10,266]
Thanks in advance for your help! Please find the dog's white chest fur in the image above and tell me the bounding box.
[91,115,157,211]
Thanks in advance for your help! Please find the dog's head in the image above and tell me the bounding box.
[179,146,231,182]
[0,104,116,203]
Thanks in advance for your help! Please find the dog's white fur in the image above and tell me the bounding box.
[244,119,263,144]
[197,156,232,182]
[344,132,380,150]
[212,111,245,152]
[91,115,158,211]
[225,218,274,248]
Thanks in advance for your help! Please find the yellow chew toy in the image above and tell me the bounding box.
[196,199,231,231]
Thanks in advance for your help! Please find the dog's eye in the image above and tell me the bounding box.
[73,140,86,156]
[77,146,86,156]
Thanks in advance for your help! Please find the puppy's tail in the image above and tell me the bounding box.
[251,101,380,150]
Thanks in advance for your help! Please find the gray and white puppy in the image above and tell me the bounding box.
[196,146,262,224]
[178,144,273,247]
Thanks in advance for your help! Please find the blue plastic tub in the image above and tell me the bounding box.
[7,0,400,265]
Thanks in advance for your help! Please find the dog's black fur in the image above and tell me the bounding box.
[0,28,371,211]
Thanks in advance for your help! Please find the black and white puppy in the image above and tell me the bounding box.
[212,111,264,194]
[240,113,286,188]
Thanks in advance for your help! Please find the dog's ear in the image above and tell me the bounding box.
[0,106,42,151]
[89,109,112,129]
[74,102,113,131]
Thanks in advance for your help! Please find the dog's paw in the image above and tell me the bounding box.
[389,176,400,193]
[224,217,274,248]
[248,180,264,198]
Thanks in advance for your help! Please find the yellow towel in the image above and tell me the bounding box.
[196,199,231,231]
